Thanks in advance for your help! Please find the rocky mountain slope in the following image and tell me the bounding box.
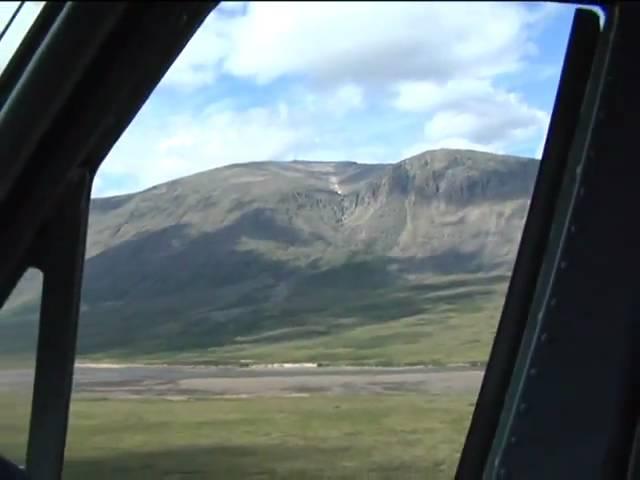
[1,149,538,360]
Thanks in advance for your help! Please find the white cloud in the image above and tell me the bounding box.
[159,9,234,90]
[94,82,377,196]
[197,106,304,162]
[325,84,364,115]
[424,99,547,146]
[393,79,492,113]
[222,2,541,85]
[290,83,365,118]
[393,78,549,157]
[158,1,552,90]
[216,1,248,15]
[95,101,308,195]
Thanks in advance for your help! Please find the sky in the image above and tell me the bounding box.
[1,2,583,198]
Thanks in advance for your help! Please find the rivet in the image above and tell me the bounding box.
[549,297,557,308]
[529,367,538,376]
[540,332,548,343]
[560,260,567,270]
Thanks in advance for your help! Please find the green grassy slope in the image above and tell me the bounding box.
[79,272,507,366]
[0,265,508,367]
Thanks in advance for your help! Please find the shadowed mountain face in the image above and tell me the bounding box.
[1,149,538,357]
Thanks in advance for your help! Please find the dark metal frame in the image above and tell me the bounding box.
[459,2,640,479]
[26,171,92,479]
[456,7,603,478]
[0,3,216,479]
[1,1,638,479]
[490,4,640,477]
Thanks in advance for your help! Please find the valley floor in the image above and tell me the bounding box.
[0,365,480,479]
[1,391,476,479]
[0,364,483,399]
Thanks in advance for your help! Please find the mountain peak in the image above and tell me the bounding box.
[7,148,540,356]
[401,148,534,168]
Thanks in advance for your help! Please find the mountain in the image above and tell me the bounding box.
[0,149,538,365]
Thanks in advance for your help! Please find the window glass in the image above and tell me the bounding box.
[2,2,578,478]
[0,268,42,467]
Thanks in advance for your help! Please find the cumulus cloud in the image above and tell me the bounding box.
[288,83,366,118]
[96,101,307,195]
[161,1,554,90]
[324,84,365,115]
[160,10,236,90]
[221,2,540,85]
[393,78,549,157]
[93,81,389,196]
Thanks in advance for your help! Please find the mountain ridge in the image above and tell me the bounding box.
[1,148,538,364]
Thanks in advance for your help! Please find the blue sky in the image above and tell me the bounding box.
[1,2,583,198]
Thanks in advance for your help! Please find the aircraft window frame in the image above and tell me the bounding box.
[1,2,635,480]
[457,6,603,477]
